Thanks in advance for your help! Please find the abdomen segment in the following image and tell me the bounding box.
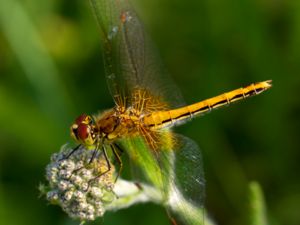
[143,80,272,129]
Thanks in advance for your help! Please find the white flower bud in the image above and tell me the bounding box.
[43,145,116,221]
[58,180,71,191]
[47,190,59,202]
[63,191,73,201]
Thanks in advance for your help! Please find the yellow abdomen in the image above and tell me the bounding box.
[142,80,272,129]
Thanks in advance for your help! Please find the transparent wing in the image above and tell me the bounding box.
[166,134,205,225]
[89,0,185,109]
[120,132,205,225]
[119,135,164,189]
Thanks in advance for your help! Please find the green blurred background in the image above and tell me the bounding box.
[0,0,299,225]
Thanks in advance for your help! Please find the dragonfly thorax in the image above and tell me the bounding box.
[71,110,139,147]
[95,109,137,141]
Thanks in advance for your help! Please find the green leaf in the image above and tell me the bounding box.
[120,135,215,225]
[248,181,269,225]
[0,0,74,122]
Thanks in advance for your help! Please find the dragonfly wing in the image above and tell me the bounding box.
[120,132,205,225]
[89,0,126,107]
[89,0,185,108]
[165,134,205,225]
[119,136,164,190]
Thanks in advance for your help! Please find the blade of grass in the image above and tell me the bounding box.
[248,181,269,225]
[0,0,73,122]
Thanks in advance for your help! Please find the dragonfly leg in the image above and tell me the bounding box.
[84,145,111,192]
[68,147,99,180]
[114,142,124,155]
[67,166,84,180]
[60,144,81,161]
[102,144,112,174]
[134,182,143,190]
[170,217,178,225]
[88,148,99,164]
[166,210,179,225]
[111,143,123,183]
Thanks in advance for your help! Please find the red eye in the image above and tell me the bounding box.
[77,124,89,140]
[75,114,88,124]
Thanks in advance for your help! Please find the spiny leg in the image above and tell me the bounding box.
[113,143,143,190]
[134,182,143,191]
[84,145,112,192]
[102,144,112,175]
[68,145,99,179]
[60,144,81,161]
[111,143,123,183]
[114,142,124,155]
[88,148,99,164]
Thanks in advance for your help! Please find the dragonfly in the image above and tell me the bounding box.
[69,0,272,224]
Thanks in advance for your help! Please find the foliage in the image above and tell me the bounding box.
[0,0,299,225]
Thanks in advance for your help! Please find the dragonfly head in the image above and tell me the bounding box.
[70,114,97,146]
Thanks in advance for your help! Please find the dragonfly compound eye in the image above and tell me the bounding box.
[70,123,79,141]
[71,114,96,146]
[71,123,96,146]
[75,114,93,125]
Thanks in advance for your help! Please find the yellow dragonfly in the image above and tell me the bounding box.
[69,0,272,224]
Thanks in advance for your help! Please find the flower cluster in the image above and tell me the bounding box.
[42,145,116,221]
